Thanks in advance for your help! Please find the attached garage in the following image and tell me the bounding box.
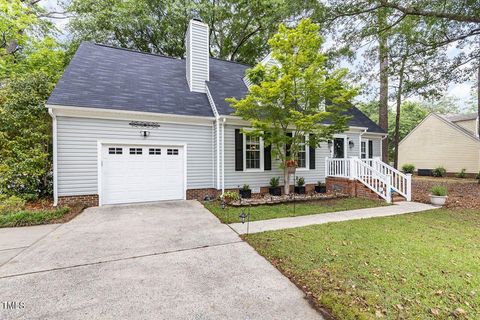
[100,144,186,205]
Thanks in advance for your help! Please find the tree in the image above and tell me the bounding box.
[227,19,356,194]
[67,0,318,65]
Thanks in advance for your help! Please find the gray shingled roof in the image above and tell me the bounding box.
[444,112,477,122]
[48,42,213,117]
[48,42,385,133]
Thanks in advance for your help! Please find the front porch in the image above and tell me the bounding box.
[325,157,412,203]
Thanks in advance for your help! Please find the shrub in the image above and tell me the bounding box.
[456,169,467,178]
[317,181,325,186]
[401,164,415,174]
[431,185,447,197]
[296,177,305,187]
[269,177,280,188]
[476,171,480,183]
[432,167,447,177]
[221,191,240,203]
[0,195,26,214]
[241,184,250,191]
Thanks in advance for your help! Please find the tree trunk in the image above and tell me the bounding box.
[477,64,480,137]
[393,58,406,169]
[284,167,290,195]
[378,10,389,163]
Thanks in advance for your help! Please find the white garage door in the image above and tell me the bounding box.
[101,145,184,205]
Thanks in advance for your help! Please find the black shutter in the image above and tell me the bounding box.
[309,134,316,169]
[368,140,373,158]
[285,132,292,157]
[235,129,243,171]
[264,134,272,170]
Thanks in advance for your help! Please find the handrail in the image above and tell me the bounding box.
[365,158,411,201]
[326,157,392,203]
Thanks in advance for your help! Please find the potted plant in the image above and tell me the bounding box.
[429,185,447,206]
[239,184,252,199]
[268,177,282,196]
[315,181,326,193]
[294,177,306,194]
[220,191,240,205]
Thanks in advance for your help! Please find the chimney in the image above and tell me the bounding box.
[186,19,209,93]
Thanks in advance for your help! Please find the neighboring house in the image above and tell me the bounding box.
[399,112,480,174]
[47,19,394,207]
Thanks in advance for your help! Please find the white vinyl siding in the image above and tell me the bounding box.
[223,125,375,189]
[186,20,209,93]
[56,116,214,196]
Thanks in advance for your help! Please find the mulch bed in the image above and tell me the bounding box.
[229,192,348,207]
[412,177,480,209]
[25,198,86,223]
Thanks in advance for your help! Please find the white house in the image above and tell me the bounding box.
[47,19,408,207]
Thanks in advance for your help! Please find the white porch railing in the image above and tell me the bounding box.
[326,157,412,203]
[363,157,412,201]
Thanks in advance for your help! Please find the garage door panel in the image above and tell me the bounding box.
[101,145,184,205]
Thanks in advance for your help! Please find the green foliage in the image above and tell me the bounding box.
[401,164,415,174]
[317,181,325,186]
[296,177,305,187]
[432,167,447,177]
[431,185,447,196]
[0,207,69,228]
[246,209,480,319]
[269,177,280,188]
[241,184,250,191]
[221,191,240,203]
[228,19,356,194]
[204,198,385,223]
[68,0,318,65]
[0,195,26,214]
[0,73,58,198]
[457,169,467,179]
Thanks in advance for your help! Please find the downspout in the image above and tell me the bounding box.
[380,134,388,162]
[222,117,226,194]
[48,108,58,206]
[216,117,220,190]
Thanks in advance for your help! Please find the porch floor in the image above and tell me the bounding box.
[228,201,437,235]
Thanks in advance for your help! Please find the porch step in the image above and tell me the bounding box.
[392,192,406,202]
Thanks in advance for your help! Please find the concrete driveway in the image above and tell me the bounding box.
[0,201,321,320]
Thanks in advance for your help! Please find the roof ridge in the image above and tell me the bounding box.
[90,42,183,61]
[209,56,252,67]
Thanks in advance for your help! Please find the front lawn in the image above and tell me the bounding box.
[204,198,386,224]
[0,206,84,228]
[245,209,480,319]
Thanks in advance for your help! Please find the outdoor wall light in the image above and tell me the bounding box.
[327,140,333,148]
[349,140,355,148]
[140,130,150,137]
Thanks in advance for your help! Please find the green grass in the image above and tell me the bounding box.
[0,208,70,228]
[203,198,386,224]
[245,209,480,319]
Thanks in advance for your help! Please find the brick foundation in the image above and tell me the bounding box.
[186,188,221,200]
[326,177,382,201]
[58,194,99,207]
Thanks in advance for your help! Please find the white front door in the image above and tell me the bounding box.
[101,145,184,205]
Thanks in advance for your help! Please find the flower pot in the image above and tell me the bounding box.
[429,195,447,206]
[315,185,327,193]
[239,189,252,199]
[268,187,282,196]
[294,186,306,194]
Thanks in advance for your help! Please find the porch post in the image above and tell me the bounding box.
[406,173,412,201]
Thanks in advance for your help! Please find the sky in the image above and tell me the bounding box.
[39,0,476,112]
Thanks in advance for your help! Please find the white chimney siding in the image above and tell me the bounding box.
[186,20,209,93]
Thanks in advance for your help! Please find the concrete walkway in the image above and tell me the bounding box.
[0,224,60,266]
[229,201,438,235]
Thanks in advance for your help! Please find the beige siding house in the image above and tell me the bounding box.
[399,113,480,174]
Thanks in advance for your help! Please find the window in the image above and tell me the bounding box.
[245,135,261,170]
[167,148,179,155]
[149,148,161,155]
[108,147,122,155]
[361,141,367,159]
[296,135,307,168]
[129,148,142,155]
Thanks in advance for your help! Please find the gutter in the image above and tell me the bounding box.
[48,108,58,206]
[222,117,226,194]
